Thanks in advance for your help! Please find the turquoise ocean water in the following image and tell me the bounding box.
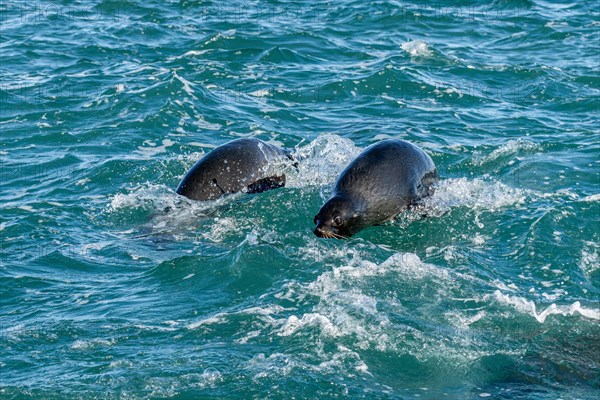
[1,1,599,399]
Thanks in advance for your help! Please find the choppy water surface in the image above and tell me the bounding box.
[1,1,599,399]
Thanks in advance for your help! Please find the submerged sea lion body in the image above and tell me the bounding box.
[176,138,293,201]
[314,139,438,238]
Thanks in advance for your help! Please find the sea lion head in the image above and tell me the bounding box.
[313,195,363,239]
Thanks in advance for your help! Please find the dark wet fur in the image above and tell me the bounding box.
[314,139,438,238]
[176,138,293,201]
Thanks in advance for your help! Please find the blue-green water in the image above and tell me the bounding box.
[1,1,599,399]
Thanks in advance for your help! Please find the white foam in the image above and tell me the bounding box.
[198,368,223,387]
[448,310,486,327]
[187,305,286,330]
[202,217,244,242]
[473,139,541,166]
[490,291,600,323]
[278,313,341,337]
[178,49,210,58]
[247,345,370,380]
[193,118,222,131]
[317,252,449,282]
[424,177,527,213]
[132,323,179,332]
[247,353,295,379]
[108,359,133,368]
[107,183,215,216]
[287,134,361,188]
[401,40,433,57]
[187,314,227,330]
[275,245,531,365]
[248,89,270,97]
[109,184,173,211]
[238,305,288,316]
[277,251,455,355]
[318,344,372,375]
[134,138,175,158]
[71,338,115,350]
[579,241,599,278]
[234,329,262,344]
[579,193,600,202]
[173,71,196,97]
[3,323,26,340]
[75,177,91,186]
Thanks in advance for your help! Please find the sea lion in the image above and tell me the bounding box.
[176,138,293,201]
[313,139,438,238]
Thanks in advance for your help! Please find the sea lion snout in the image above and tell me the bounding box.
[313,217,332,238]
[313,225,340,238]
[313,197,358,238]
[313,217,326,237]
[313,218,348,239]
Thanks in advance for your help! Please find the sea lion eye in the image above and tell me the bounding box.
[333,216,343,227]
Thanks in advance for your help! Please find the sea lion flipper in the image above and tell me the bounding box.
[246,175,286,194]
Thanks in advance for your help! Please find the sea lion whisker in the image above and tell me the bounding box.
[331,232,346,239]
